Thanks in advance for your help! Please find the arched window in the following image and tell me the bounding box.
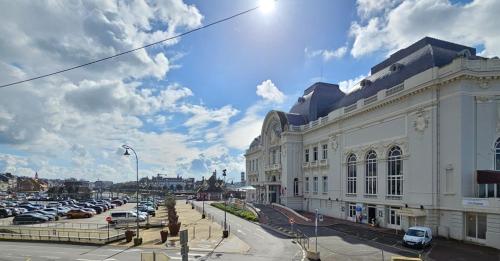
[293,178,299,196]
[387,146,403,196]
[347,154,357,194]
[365,150,377,195]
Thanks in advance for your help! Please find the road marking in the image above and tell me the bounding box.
[237,229,247,235]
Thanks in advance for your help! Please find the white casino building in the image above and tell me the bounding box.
[245,37,500,248]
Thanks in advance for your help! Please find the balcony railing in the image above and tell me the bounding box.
[302,162,310,168]
[319,159,328,167]
[310,161,318,167]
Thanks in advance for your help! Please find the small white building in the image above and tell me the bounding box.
[245,37,500,249]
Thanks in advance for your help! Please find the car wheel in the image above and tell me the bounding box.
[67,214,72,219]
[85,214,90,218]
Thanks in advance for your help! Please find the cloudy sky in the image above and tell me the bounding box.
[0,0,499,182]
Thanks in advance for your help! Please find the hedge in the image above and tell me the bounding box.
[210,202,258,222]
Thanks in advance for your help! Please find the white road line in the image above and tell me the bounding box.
[237,229,247,235]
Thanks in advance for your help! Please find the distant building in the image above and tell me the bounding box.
[16,174,48,193]
[0,173,17,193]
[196,174,224,200]
[151,174,195,191]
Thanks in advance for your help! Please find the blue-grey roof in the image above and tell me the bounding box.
[286,37,477,124]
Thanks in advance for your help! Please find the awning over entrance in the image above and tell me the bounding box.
[476,170,500,184]
[396,208,426,217]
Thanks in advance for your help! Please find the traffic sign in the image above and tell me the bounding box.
[289,218,295,224]
[106,216,112,222]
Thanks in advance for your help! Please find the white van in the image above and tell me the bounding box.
[402,226,432,248]
[108,211,145,224]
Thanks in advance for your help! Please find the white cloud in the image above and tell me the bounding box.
[256,80,285,103]
[305,46,348,62]
[338,74,367,93]
[350,0,500,58]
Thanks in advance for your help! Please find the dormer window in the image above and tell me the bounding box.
[456,49,471,58]
[360,79,371,87]
[298,97,306,103]
[389,63,403,72]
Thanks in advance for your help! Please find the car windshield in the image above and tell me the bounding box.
[406,229,425,237]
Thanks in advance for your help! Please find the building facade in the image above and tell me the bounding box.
[245,37,500,249]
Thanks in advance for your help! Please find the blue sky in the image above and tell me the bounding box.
[0,0,499,182]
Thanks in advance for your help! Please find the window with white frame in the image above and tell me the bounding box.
[347,154,357,194]
[322,144,328,160]
[294,178,299,196]
[313,146,318,161]
[389,206,401,226]
[322,176,328,194]
[348,204,356,217]
[305,149,310,162]
[305,177,309,193]
[313,177,318,194]
[387,146,403,196]
[365,150,377,195]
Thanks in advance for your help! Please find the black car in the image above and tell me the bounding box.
[0,208,11,218]
[88,205,103,214]
[13,213,49,224]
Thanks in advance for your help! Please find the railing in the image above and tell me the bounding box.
[344,103,357,113]
[364,94,378,105]
[302,162,310,168]
[386,84,404,96]
[319,159,327,167]
[310,161,318,167]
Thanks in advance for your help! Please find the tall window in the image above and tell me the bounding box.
[365,150,377,195]
[348,204,356,218]
[305,149,310,162]
[496,138,500,170]
[256,159,258,171]
[313,147,318,161]
[322,176,328,194]
[322,144,328,160]
[271,150,276,164]
[294,178,299,196]
[387,146,403,196]
[305,177,309,193]
[347,154,357,194]
[313,177,318,194]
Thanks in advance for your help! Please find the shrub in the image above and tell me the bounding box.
[210,202,258,222]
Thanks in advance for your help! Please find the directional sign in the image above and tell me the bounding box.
[318,214,324,222]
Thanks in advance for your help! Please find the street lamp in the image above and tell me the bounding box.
[122,144,142,246]
[222,169,229,238]
[201,178,208,219]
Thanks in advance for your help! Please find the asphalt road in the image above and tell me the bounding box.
[192,201,304,261]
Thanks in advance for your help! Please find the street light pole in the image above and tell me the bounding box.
[122,144,142,245]
[222,169,228,238]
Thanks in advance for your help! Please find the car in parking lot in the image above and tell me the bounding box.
[111,200,124,206]
[136,205,156,217]
[13,213,49,225]
[108,211,145,224]
[67,209,94,219]
[0,208,12,218]
[28,210,58,221]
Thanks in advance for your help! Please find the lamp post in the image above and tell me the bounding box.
[222,169,228,238]
[201,175,209,219]
[122,144,142,246]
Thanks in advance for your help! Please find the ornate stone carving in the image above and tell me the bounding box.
[329,134,339,151]
[479,79,490,89]
[413,111,429,133]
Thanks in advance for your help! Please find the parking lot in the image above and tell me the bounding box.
[0,200,147,227]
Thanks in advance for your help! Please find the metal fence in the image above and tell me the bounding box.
[0,220,108,230]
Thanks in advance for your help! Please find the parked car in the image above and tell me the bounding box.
[402,226,432,248]
[47,202,61,208]
[67,209,94,219]
[88,205,103,214]
[82,208,97,215]
[43,208,64,217]
[108,211,145,224]
[111,200,124,206]
[13,213,49,224]
[28,210,58,221]
[0,208,12,218]
[136,205,156,217]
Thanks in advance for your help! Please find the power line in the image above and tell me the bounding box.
[0,5,260,89]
